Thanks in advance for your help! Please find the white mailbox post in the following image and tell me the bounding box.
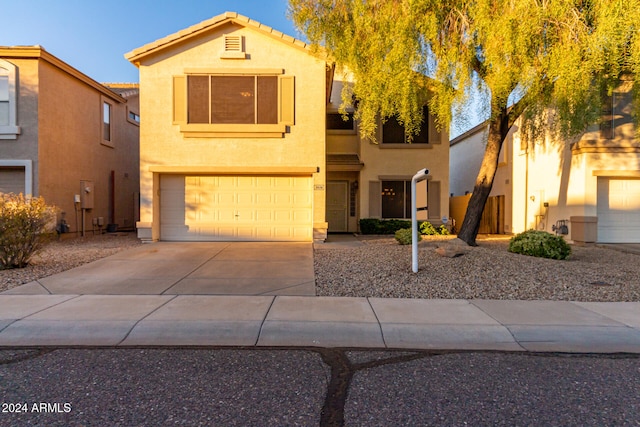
[411,168,430,273]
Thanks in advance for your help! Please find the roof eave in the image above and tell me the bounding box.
[125,11,311,66]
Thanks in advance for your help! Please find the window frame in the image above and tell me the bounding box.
[380,180,412,219]
[127,108,140,126]
[101,99,114,147]
[0,59,21,140]
[326,111,357,134]
[380,105,431,146]
[174,69,294,138]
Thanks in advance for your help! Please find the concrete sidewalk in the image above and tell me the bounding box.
[1,295,639,353]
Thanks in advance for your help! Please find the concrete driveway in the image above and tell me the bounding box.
[10,242,315,296]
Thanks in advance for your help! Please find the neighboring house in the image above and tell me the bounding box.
[126,12,449,242]
[0,46,140,234]
[450,75,640,243]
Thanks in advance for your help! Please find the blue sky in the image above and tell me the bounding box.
[0,0,297,83]
[0,0,480,135]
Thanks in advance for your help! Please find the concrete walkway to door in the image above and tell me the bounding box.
[12,242,315,296]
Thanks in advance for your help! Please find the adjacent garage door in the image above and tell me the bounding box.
[0,167,25,195]
[160,175,313,241]
[597,177,640,243]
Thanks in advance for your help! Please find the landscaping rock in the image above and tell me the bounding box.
[434,238,471,257]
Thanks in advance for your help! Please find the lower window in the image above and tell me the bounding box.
[381,180,411,219]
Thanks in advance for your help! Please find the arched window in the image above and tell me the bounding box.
[0,58,20,139]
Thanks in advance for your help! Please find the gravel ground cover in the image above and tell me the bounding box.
[0,232,141,293]
[2,232,639,301]
[314,236,640,301]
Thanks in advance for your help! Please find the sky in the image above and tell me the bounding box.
[0,0,298,83]
[0,0,481,136]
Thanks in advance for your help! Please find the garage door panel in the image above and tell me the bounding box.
[255,210,273,221]
[160,174,313,241]
[597,177,640,243]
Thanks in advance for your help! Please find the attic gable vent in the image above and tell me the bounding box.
[221,35,247,59]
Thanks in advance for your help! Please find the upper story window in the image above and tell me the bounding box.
[0,59,21,140]
[173,70,295,138]
[327,112,355,132]
[128,110,140,124]
[382,106,429,144]
[0,73,8,125]
[600,78,634,140]
[188,75,278,125]
[103,102,112,141]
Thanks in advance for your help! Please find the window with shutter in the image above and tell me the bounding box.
[174,71,294,137]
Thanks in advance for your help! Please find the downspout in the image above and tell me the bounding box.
[110,170,115,225]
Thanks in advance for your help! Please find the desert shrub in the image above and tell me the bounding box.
[359,218,412,234]
[359,218,383,234]
[438,225,451,235]
[419,221,450,236]
[0,193,57,269]
[394,228,421,245]
[508,229,571,260]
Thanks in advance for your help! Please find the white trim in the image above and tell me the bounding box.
[101,96,114,148]
[0,159,32,195]
[0,59,21,139]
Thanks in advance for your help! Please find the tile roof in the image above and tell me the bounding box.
[125,11,310,65]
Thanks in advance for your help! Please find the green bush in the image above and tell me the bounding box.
[508,230,571,260]
[360,218,451,236]
[419,221,450,236]
[0,193,57,269]
[394,228,420,245]
[359,218,412,234]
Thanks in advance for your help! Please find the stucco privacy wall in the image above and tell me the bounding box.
[129,15,327,241]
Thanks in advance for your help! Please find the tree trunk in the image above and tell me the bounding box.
[457,111,510,246]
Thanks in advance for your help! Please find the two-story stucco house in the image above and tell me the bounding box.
[450,75,640,243]
[126,12,449,242]
[0,46,140,234]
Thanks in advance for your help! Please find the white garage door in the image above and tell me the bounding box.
[597,177,640,243]
[160,175,313,241]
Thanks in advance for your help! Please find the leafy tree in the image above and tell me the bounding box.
[289,0,640,245]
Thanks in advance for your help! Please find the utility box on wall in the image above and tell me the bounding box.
[80,180,94,209]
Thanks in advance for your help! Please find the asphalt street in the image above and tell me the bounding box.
[0,348,638,426]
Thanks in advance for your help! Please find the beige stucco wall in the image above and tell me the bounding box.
[36,60,139,233]
[135,22,327,241]
[326,79,359,155]
[326,77,450,227]
[359,118,450,223]
[450,124,488,197]
[0,49,140,234]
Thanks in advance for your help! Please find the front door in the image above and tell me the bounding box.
[327,181,348,232]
